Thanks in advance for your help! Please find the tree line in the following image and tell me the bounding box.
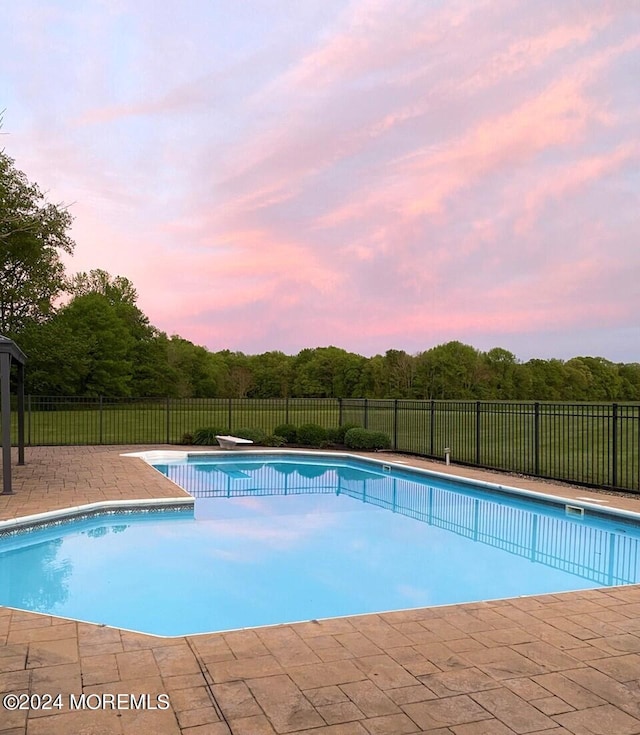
[2,146,639,402]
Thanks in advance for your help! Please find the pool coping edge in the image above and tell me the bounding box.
[0,497,195,537]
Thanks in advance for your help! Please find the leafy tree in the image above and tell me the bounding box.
[562,359,593,400]
[291,347,365,397]
[414,342,481,399]
[291,348,328,397]
[337,350,368,397]
[167,338,222,397]
[359,354,388,398]
[18,318,87,395]
[565,357,621,400]
[70,269,137,305]
[481,348,518,399]
[619,363,640,400]
[511,360,534,399]
[68,269,180,396]
[0,150,74,335]
[69,268,152,341]
[55,293,135,396]
[382,349,416,398]
[130,334,181,397]
[248,351,294,398]
[521,358,567,400]
[224,351,254,398]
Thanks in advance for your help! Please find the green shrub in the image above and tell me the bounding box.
[262,434,286,447]
[344,428,391,451]
[325,423,363,445]
[180,432,194,445]
[273,423,297,443]
[325,427,341,444]
[296,423,328,447]
[234,427,267,444]
[192,427,228,445]
[334,422,362,444]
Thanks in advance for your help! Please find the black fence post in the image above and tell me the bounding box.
[393,399,398,450]
[612,403,618,489]
[475,401,481,465]
[429,400,435,456]
[27,394,32,447]
[99,396,103,445]
[338,397,343,427]
[285,396,289,425]
[364,398,369,429]
[228,397,232,431]
[166,396,171,444]
[534,402,540,476]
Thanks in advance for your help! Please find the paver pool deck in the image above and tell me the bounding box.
[1,445,640,735]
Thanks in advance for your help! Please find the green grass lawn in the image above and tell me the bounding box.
[10,398,640,492]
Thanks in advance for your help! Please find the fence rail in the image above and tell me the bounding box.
[7,397,640,493]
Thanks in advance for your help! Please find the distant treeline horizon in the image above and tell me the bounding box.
[15,277,640,401]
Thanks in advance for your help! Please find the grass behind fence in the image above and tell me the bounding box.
[8,398,640,492]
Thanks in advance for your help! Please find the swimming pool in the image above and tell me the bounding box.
[1,451,639,636]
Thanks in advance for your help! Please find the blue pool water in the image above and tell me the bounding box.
[1,452,639,636]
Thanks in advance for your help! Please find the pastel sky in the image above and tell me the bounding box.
[2,1,639,362]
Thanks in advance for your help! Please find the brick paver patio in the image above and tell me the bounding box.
[1,446,639,734]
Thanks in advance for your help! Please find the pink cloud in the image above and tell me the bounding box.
[516,141,640,234]
[458,16,611,94]
[4,0,639,361]
[396,75,602,219]
[129,227,345,331]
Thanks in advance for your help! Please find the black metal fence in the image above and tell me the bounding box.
[10,396,640,493]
